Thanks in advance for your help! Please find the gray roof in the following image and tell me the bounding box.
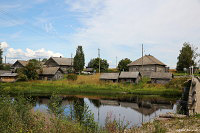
[119,72,140,79]
[51,57,73,66]
[13,60,29,67]
[0,70,11,75]
[86,68,94,72]
[128,55,166,66]
[100,73,119,80]
[39,67,63,75]
[150,72,172,79]
[0,73,18,77]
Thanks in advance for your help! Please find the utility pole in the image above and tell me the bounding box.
[98,48,100,73]
[116,56,118,68]
[4,56,6,64]
[71,53,73,72]
[142,44,144,76]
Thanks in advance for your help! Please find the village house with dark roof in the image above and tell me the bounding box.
[12,60,28,69]
[118,72,141,83]
[100,73,119,82]
[127,55,169,77]
[38,67,64,80]
[150,72,173,84]
[44,57,73,73]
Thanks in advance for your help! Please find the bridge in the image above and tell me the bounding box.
[188,76,200,115]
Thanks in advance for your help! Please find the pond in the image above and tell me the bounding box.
[32,95,177,127]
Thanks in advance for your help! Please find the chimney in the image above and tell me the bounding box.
[60,56,62,58]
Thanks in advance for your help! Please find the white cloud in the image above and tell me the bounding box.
[67,0,200,68]
[1,42,62,63]
[0,42,9,50]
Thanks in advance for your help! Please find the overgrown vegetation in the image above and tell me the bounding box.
[0,74,187,98]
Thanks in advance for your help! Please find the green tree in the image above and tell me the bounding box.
[74,46,85,73]
[117,58,132,71]
[42,58,48,62]
[18,59,41,80]
[0,45,3,69]
[176,43,199,72]
[88,58,109,72]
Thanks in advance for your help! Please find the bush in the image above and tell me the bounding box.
[67,74,78,81]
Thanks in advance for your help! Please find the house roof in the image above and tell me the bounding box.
[48,57,73,66]
[100,73,119,80]
[86,68,94,72]
[0,70,11,75]
[39,67,63,75]
[127,55,166,66]
[150,72,172,79]
[14,60,29,67]
[0,73,18,77]
[119,72,140,79]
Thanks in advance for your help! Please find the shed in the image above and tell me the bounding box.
[119,72,141,83]
[150,72,173,84]
[100,73,119,82]
[0,73,18,82]
[38,67,64,80]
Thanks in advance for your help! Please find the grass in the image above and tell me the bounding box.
[0,74,188,99]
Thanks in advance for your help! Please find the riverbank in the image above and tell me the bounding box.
[129,114,200,133]
[0,74,188,98]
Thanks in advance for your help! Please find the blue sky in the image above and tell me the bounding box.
[0,0,200,68]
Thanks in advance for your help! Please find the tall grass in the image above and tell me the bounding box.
[0,74,187,98]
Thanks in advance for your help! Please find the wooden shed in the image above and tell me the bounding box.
[0,73,18,83]
[150,72,173,84]
[119,72,141,83]
[100,73,119,82]
[38,67,64,80]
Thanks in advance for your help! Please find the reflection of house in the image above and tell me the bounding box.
[118,72,141,83]
[0,73,18,82]
[38,67,64,80]
[100,100,120,106]
[12,60,28,70]
[128,55,169,77]
[44,57,73,73]
[100,73,119,82]
[150,72,173,84]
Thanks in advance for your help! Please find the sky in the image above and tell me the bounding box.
[0,0,200,68]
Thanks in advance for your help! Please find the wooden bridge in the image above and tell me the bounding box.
[188,76,200,115]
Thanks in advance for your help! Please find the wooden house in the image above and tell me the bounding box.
[44,57,73,73]
[118,72,141,83]
[12,60,28,70]
[0,73,18,82]
[150,72,173,84]
[128,55,169,77]
[38,67,64,80]
[100,73,119,82]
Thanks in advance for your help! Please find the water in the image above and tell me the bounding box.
[33,95,177,127]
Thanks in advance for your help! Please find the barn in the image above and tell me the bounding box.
[0,73,18,82]
[100,73,119,82]
[38,67,64,80]
[118,72,141,83]
[150,72,173,84]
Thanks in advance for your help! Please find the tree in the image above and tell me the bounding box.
[73,46,85,73]
[88,58,109,72]
[176,42,199,72]
[18,59,41,80]
[117,58,132,71]
[42,58,48,62]
[0,44,3,69]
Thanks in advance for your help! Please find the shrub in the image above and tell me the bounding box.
[67,74,78,81]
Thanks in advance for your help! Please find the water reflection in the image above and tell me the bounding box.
[33,96,176,127]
